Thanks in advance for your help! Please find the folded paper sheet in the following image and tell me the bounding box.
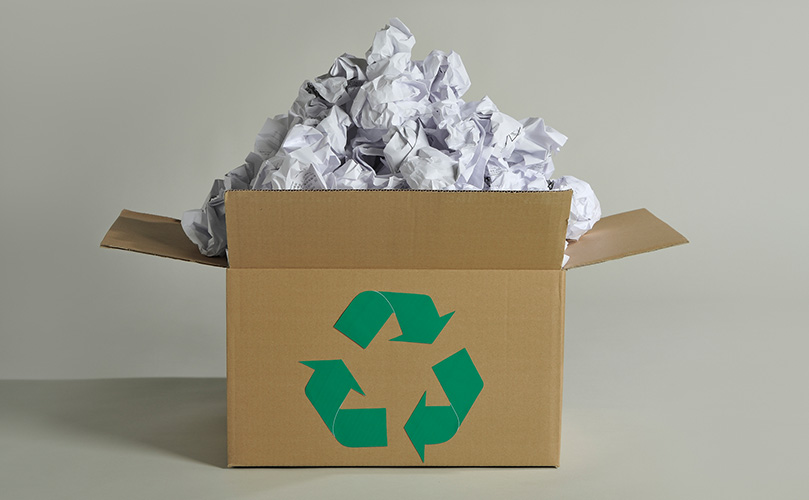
[182,18,601,261]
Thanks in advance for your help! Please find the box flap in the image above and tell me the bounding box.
[100,209,228,268]
[564,208,688,269]
[225,190,572,270]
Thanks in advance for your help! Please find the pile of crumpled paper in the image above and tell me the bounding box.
[182,18,601,259]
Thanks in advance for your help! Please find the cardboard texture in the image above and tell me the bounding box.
[100,209,227,268]
[225,190,572,270]
[226,268,565,466]
[564,208,689,269]
[100,190,688,467]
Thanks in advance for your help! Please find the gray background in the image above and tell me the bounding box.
[1,0,807,498]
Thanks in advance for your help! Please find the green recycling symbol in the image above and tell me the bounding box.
[300,291,484,462]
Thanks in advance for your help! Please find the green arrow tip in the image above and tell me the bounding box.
[404,392,429,462]
[300,359,365,396]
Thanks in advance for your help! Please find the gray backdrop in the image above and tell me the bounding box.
[1,0,807,498]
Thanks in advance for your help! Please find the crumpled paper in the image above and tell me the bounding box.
[552,176,602,241]
[182,18,601,261]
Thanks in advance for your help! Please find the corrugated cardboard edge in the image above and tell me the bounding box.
[100,209,227,268]
[555,271,565,468]
[564,208,688,269]
[226,269,239,468]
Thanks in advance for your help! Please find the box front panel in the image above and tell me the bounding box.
[227,269,564,466]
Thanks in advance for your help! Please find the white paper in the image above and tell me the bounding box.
[182,18,601,265]
[400,146,459,189]
[552,176,602,241]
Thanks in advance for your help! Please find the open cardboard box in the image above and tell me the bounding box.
[101,190,687,467]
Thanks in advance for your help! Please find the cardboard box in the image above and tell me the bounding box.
[100,190,687,466]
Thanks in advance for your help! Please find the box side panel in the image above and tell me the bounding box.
[225,190,571,270]
[226,268,565,466]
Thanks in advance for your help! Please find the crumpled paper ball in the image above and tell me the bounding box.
[182,18,601,257]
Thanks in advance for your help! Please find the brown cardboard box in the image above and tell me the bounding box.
[100,190,687,467]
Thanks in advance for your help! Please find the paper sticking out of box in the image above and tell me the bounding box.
[181,18,602,260]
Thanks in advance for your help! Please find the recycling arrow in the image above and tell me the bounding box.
[404,348,484,462]
[333,291,455,349]
[302,291,483,459]
[300,359,387,448]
